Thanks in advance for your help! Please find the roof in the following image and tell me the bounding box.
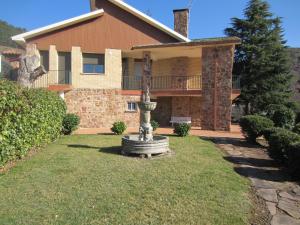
[103,0,190,42]
[11,9,105,44]
[0,45,24,55]
[132,37,241,50]
[12,0,190,44]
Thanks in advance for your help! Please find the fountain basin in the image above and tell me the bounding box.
[122,135,170,156]
[138,101,157,111]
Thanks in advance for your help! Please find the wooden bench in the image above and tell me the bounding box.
[170,117,192,126]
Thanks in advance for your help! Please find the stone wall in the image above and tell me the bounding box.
[152,96,201,127]
[65,89,140,128]
[172,97,201,127]
[201,46,234,131]
[152,97,172,126]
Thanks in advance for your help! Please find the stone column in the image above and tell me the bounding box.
[201,46,234,131]
[142,51,151,99]
[71,46,82,88]
[49,45,58,84]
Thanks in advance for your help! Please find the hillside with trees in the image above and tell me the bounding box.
[0,20,26,48]
[288,48,300,101]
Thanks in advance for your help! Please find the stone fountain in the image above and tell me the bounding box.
[122,52,170,158]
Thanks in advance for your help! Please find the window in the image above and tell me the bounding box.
[40,51,49,71]
[83,53,105,74]
[127,102,137,112]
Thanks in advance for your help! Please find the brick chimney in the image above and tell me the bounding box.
[90,0,124,11]
[173,9,189,38]
[90,0,97,11]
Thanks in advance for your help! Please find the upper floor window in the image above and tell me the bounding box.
[83,53,105,74]
[40,51,49,71]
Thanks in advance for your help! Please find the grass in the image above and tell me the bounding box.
[0,135,251,225]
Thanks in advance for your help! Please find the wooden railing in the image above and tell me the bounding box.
[122,75,202,90]
[32,70,72,88]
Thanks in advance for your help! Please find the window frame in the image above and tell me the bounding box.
[82,53,105,75]
[127,102,138,112]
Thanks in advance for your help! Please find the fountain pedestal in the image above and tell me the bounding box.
[122,89,170,158]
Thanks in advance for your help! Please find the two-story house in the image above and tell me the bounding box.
[12,0,241,131]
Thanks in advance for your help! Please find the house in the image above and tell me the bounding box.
[0,45,23,80]
[12,0,241,131]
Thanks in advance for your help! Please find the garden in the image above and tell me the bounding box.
[0,81,252,225]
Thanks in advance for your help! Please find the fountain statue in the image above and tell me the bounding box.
[122,56,170,158]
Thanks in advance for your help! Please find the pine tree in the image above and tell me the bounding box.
[225,0,292,114]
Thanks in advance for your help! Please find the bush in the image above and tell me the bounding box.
[266,104,295,129]
[286,142,300,180]
[266,128,300,162]
[173,123,191,137]
[111,121,127,135]
[62,114,80,135]
[296,112,300,124]
[151,120,159,131]
[293,123,300,135]
[0,80,66,166]
[239,115,274,143]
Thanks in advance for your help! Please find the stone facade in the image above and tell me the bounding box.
[201,46,234,131]
[65,89,140,128]
[152,96,201,127]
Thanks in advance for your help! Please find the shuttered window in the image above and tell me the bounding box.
[83,53,105,74]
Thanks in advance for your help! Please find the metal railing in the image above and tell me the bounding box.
[232,75,241,89]
[32,70,72,88]
[122,75,202,91]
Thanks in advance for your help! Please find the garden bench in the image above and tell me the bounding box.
[170,116,192,126]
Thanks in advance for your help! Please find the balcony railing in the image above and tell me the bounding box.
[32,70,72,88]
[232,75,241,89]
[122,75,202,90]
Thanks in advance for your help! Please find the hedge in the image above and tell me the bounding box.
[0,80,66,166]
[239,115,274,143]
[266,104,295,129]
[266,127,300,162]
[62,113,80,135]
[286,142,300,179]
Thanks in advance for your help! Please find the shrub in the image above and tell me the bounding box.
[62,114,80,135]
[151,120,159,131]
[266,128,300,162]
[286,142,300,180]
[111,121,127,135]
[293,123,300,135]
[266,104,295,129]
[0,80,66,166]
[239,115,274,143]
[296,112,300,124]
[173,123,191,137]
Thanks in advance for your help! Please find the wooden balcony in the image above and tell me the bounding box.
[122,75,202,95]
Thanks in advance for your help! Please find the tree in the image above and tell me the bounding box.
[225,0,292,114]
[17,44,46,87]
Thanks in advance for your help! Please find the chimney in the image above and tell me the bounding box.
[173,9,189,38]
[90,0,97,11]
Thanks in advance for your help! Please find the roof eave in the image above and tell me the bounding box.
[132,37,241,50]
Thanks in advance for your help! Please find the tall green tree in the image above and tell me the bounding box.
[225,0,292,114]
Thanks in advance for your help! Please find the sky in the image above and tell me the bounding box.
[1,0,299,47]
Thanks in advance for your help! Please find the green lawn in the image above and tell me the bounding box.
[0,135,251,225]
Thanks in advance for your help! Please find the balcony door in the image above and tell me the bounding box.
[58,52,71,84]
